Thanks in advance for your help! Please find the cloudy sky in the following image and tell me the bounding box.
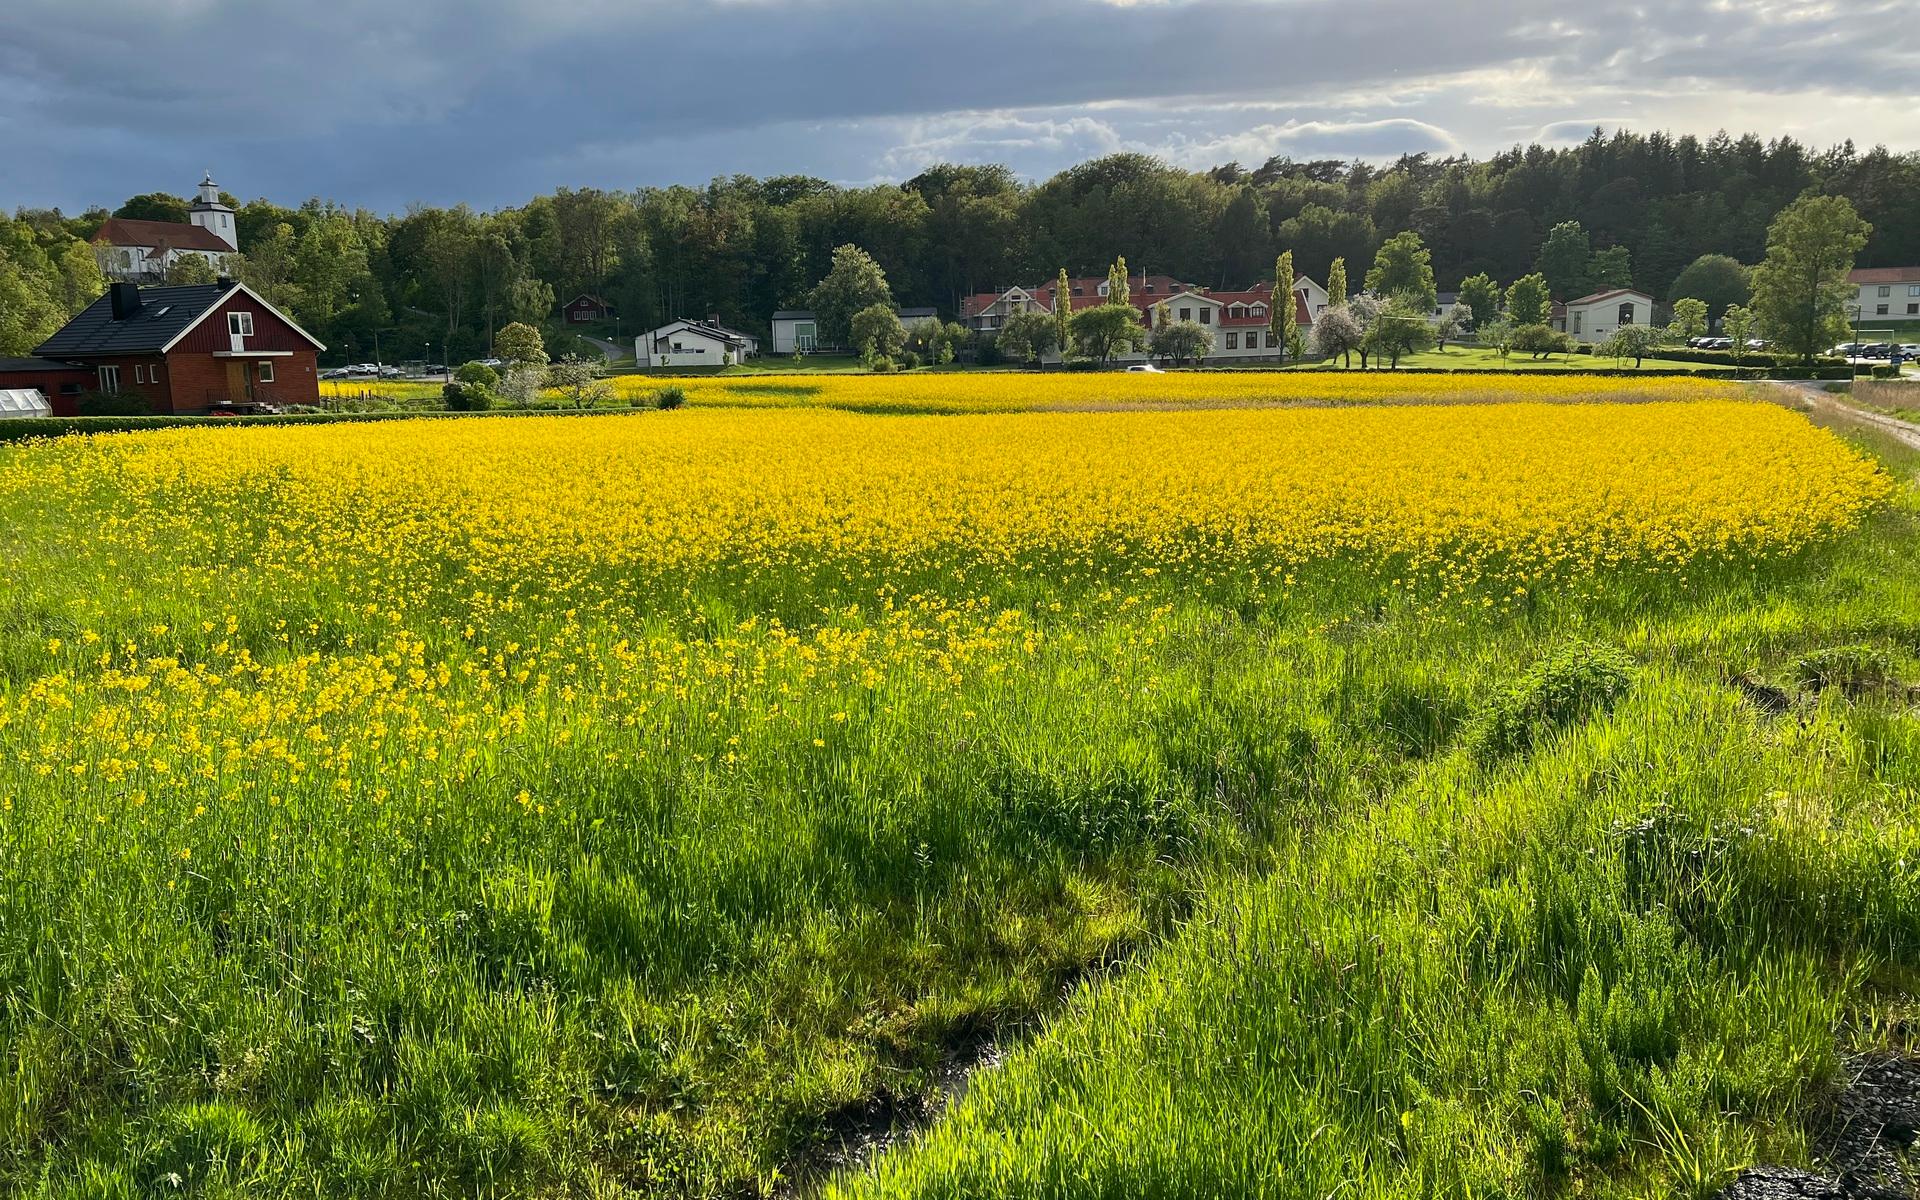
[3,0,1916,214]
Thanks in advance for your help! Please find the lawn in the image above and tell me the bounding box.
[0,379,1915,1199]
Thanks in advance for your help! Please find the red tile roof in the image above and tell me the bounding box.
[91,217,231,253]
[1848,267,1920,284]
[965,275,1313,325]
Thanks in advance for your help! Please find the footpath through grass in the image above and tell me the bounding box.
[0,394,1911,1198]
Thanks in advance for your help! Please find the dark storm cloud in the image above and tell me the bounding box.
[1,0,1915,212]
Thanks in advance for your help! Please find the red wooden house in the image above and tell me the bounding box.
[563,294,613,323]
[34,280,325,414]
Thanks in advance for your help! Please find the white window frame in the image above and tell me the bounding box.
[151,363,162,382]
[133,365,145,383]
[97,365,120,392]
[257,361,275,383]
[1878,285,1891,298]
[228,311,255,337]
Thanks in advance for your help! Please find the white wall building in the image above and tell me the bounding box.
[959,273,1322,363]
[640,318,758,370]
[93,173,240,283]
[1848,267,1920,323]
[1562,288,1654,342]
[770,307,938,354]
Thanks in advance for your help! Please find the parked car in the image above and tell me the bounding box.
[1125,363,1163,373]
[319,367,349,379]
[207,401,283,417]
[378,366,403,378]
[1861,343,1895,359]
[1899,344,1920,357]
[1832,342,1868,357]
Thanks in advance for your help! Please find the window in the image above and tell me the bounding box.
[1199,308,1211,325]
[1179,307,1192,322]
[1878,285,1891,297]
[1910,285,1920,296]
[1877,304,1889,316]
[151,364,161,382]
[1226,332,1239,350]
[228,311,255,337]
[257,362,275,383]
[134,366,145,383]
[97,365,120,392]
[1909,304,1919,315]
[1251,304,1266,316]
[1617,302,1635,326]
[1267,332,1279,349]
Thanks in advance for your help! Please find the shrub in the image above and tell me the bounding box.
[1791,644,1896,697]
[899,350,923,370]
[1871,365,1901,379]
[455,362,500,389]
[653,385,687,411]
[75,390,153,416]
[1470,641,1635,761]
[443,382,493,412]
[1512,324,1574,359]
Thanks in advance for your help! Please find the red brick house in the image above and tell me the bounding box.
[563,294,613,323]
[33,280,325,414]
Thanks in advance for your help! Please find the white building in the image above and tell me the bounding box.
[770,307,938,354]
[92,173,240,283]
[1562,288,1654,342]
[1848,267,1920,323]
[639,318,759,370]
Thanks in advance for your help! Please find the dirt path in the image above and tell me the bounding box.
[1769,381,1920,453]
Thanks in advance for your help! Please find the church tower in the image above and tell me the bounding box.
[188,172,238,251]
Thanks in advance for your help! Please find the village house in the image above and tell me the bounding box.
[34,280,325,413]
[959,271,1326,363]
[93,173,240,283]
[562,294,614,323]
[639,317,762,369]
[1559,288,1655,342]
[770,307,939,354]
[0,357,96,416]
[1848,267,1920,322]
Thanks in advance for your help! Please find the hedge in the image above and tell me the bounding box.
[0,406,645,445]
[1572,344,1848,369]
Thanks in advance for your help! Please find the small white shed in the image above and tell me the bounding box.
[0,389,52,419]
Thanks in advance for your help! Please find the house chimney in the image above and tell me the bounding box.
[109,281,142,320]
[708,312,722,326]
[216,275,236,288]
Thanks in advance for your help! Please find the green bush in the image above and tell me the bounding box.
[1471,641,1636,761]
[455,362,500,389]
[75,390,154,416]
[443,382,493,412]
[653,385,687,411]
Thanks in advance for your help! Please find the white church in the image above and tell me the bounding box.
[92,173,240,283]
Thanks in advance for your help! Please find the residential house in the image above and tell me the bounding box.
[1560,288,1654,342]
[1848,267,1920,323]
[34,280,325,413]
[0,357,96,416]
[959,271,1323,362]
[770,307,938,354]
[563,294,614,323]
[93,173,240,283]
[640,317,761,370]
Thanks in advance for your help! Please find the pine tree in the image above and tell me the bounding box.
[1327,257,1347,308]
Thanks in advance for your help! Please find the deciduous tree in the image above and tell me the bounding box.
[1458,272,1500,329]
[1535,220,1590,299]
[1309,304,1363,367]
[808,244,893,348]
[1363,231,1437,312]
[1750,193,1871,364]
[1068,302,1147,365]
[1668,254,1751,319]
[1326,257,1347,308]
[1504,273,1551,327]
[1668,297,1709,343]
[851,303,905,366]
[997,310,1058,366]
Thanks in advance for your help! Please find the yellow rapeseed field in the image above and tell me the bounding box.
[321,370,1740,414]
[614,370,1738,412]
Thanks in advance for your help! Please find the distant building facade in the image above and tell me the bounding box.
[770,307,938,354]
[1561,288,1654,342]
[1848,267,1920,321]
[640,317,761,369]
[959,271,1325,363]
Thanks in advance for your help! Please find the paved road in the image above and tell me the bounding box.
[579,335,627,362]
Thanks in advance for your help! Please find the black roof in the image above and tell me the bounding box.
[0,356,90,373]
[34,284,231,358]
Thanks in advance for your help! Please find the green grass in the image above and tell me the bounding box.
[0,411,1917,1197]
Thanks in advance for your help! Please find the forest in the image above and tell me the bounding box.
[4,127,1918,363]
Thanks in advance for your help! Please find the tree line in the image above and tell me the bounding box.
[3,127,1916,362]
